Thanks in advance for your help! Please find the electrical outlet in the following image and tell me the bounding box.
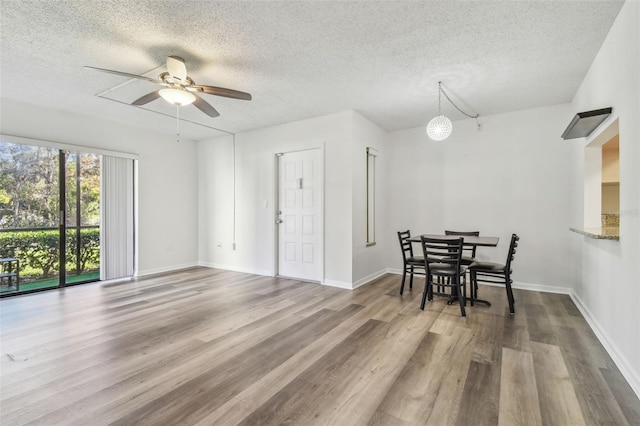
[232,243,237,250]
[167,241,174,251]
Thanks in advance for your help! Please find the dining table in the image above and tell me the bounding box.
[407,234,499,247]
[407,233,499,306]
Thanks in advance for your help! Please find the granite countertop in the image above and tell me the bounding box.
[569,227,620,240]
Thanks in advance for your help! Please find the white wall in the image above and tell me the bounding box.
[351,111,387,286]
[568,0,640,396]
[443,105,574,288]
[384,103,574,291]
[197,135,235,270]
[0,99,200,276]
[198,111,355,286]
[384,126,446,271]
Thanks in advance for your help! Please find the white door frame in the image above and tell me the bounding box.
[274,146,324,283]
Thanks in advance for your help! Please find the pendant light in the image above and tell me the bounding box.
[426,81,480,141]
[426,82,452,141]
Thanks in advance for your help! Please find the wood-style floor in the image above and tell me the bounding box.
[1,268,638,425]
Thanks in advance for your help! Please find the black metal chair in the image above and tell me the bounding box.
[444,230,480,265]
[443,230,479,293]
[469,234,520,314]
[419,236,467,316]
[397,230,425,295]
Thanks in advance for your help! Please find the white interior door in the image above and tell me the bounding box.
[277,149,323,282]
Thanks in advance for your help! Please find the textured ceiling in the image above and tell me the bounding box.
[0,0,625,141]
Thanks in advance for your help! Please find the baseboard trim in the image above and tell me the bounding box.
[569,290,640,400]
[322,279,353,290]
[136,262,199,277]
[352,269,388,289]
[386,272,574,295]
[323,268,390,290]
[496,280,573,295]
[198,261,272,277]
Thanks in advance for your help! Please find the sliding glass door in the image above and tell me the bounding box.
[64,152,101,285]
[0,142,100,295]
[0,144,61,293]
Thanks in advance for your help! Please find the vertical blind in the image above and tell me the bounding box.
[100,155,135,280]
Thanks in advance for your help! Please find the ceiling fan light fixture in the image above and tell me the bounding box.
[159,88,196,106]
[86,55,251,118]
[426,115,452,141]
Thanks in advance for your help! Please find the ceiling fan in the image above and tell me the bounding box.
[84,56,251,118]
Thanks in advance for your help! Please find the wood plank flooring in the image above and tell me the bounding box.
[1,267,638,425]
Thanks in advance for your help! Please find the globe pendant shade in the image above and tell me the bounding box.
[159,88,196,106]
[426,115,452,141]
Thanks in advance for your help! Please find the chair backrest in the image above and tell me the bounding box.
[420,236,463,275]
[505,234,520,273]
[397,230,413,261]
[444,230,479,257]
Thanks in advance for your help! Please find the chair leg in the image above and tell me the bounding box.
[505,275,515,314]
[474,276,479,300]
[420,279,429,310]
[462,274,467,306]
[455,276,466,317]
[409,266,414,289]
[399,265,407,295]
[469,271,475,306]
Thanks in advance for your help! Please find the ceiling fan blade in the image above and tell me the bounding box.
[193,94,220,117]
[167,56,188,82]
[193,85,252,101]
[83,66,159,84]
[132,90,161,106]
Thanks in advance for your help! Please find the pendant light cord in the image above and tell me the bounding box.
[438,82,442,115]
[438,81,480,126]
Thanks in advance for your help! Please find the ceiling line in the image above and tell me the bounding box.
[94,64,166,97]
[95,94,234,136]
